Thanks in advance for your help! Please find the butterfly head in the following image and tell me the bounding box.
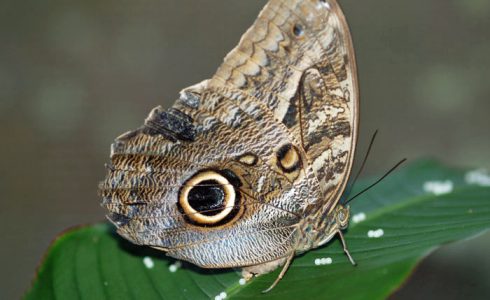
[334,204,350,230]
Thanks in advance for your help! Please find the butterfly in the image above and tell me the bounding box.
[100,0,359,292]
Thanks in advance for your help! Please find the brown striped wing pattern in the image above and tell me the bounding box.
[101,0,358,277]
[210,0,358,216]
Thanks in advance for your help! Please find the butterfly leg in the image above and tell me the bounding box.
[337,230,356,266]
[262,252,295,293]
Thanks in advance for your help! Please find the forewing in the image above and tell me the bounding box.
[210,0,359,212]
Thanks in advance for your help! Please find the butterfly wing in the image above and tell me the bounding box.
[209,0,359,214]
[102,99,314,267]
[101,0,358,269]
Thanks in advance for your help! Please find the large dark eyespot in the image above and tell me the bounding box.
[187,179,226,216]
[178,170,240,226]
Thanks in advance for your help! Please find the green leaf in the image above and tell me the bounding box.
[25,160,490,299]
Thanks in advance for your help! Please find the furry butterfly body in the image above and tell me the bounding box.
[101,0,358,289]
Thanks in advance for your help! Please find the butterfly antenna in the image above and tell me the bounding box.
[343,130,378,201]
[344,158,407,205]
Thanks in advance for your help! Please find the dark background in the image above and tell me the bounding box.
[1,0,489,299]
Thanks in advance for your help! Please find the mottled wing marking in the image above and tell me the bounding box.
[211,0,313,121]
[294,1,358,214]
[101,0,357,269]
[101,85,318,267]
[210,0,358,212]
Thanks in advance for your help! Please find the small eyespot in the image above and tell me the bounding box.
[237,153,258,166]
[178,170,241,226]
[292,24,304,38]
[276,144,302,173]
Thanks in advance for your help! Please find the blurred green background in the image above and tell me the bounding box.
[1,0,489,299]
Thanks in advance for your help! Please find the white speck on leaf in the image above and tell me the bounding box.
[352,212,366,224]
[423,180,453,195]
[215,292,227,300]
[465,169,490,186]
[322,257,333,265]
[239,278,247,285]
[314,257,333,266]
[368,229,384,238]
[143,257,154,269]
[169,260,182,273]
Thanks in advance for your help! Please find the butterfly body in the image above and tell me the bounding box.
[101,0,359,287]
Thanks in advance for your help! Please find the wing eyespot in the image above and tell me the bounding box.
[178,170,242,226]
[276,144,302,173]
[292,24,304,38]
[237,153,258,166]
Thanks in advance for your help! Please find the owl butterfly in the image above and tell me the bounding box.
[101,0,358,292]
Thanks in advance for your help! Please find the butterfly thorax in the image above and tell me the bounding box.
[296,204,350,253]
